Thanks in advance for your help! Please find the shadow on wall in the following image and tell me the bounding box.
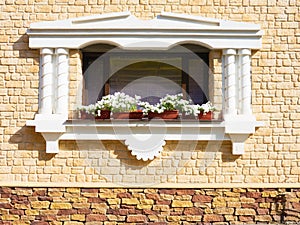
[13,34,40,61]
[9,126,45,151]
[62,139,239,169]
[8,34,53,160]
[9,126,55,161]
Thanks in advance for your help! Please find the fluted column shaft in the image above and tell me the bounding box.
[40,48,54,114]
[239,49,252,115]
[55,48,69,115]
[223,49,237,115]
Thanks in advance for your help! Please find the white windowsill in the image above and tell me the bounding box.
[27,116,263,160]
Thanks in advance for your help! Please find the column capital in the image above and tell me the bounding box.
[56,48,69,55]
[238,49,251,55]
[40,48,54,55]
[223,49,237,55]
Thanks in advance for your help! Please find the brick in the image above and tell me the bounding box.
[245,192,262,199]
[25,209,39,215]
[107,199,120,205]
[122,198,139,205]
[171,200,193,207]
[176,190,195,195]
[71,214,85,221]
[2,213,20,221]
[87,197,106,203]
[255,215,272,222]
[50,203,72,210]
[0,203,12,209]
[86,214,107,221]
[127,215,147,222]
[235,208,256,216]
[183,207,203,215]
[203,214,224,222]
[31,201,50,209]
[57,209,77,215]
[214,207,234,215]
[240,215,254,222]
[192,195,212,203]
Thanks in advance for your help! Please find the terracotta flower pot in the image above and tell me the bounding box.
[148,110,179,120]
[112,111,144,119]
[198,111,213,120]
[95,110,111,120]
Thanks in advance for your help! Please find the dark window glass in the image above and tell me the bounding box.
[82,44,209,105]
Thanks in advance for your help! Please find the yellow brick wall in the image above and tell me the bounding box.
[0,1,299,186]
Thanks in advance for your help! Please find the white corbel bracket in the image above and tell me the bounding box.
[229,134,249,155]
[224,114,264,155]
[26,114,66,153]
[41,132,63,154]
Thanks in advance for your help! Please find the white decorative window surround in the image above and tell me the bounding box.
[26,12,264,160]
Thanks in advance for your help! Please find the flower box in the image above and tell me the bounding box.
[148,110,179,120]
[112,111,144,120]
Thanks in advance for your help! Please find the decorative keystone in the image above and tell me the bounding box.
[125,134,166,161]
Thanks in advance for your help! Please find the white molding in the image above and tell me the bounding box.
[55,48,69,117]
[26,119,263,158]
[27,12,263,50]
[26,12,264,158]
[238,48,252,115]
[39,48,54,114]
[223,49,237,116]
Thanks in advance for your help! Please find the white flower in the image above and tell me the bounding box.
[198,101,216,114]
[183,104,200,116]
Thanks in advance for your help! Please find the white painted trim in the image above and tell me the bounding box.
[239,49,252,115]
[26,119,263,158]
[55,48,69,116]
[39,48,54,114]
[223,49,237,116]
[27,12,263,50]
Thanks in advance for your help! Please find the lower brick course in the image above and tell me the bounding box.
[0,187,300,224]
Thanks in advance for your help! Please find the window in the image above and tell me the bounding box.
[26,12,263,157]
[82,44,209,106]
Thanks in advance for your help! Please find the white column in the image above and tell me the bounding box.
[40,48,54,114]
[55,48,69,115]
[238,49,252,115]
[223,49,237,115]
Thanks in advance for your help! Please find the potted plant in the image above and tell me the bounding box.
[139,101,165,119]
[110,92,144,119]
[198,101,216,120]
[94,95,113,119]
[142,94,190,120]
[181,104,199,119]
[77,104,96,119]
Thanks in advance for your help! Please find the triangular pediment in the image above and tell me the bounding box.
[28,12,263,50]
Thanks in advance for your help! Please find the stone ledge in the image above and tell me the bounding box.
[1,181,300,188]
